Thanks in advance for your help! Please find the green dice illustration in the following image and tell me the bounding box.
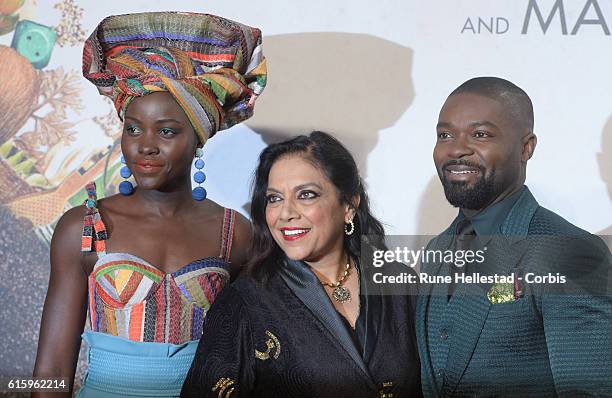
[10,20,57,69]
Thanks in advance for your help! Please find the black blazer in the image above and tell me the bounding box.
[181,259,421,397]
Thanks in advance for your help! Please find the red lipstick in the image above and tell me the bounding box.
[280,227,311,241]
[134,160,163,173]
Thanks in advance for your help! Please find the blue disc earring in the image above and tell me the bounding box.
[119,155,134,196]
[192,148,207,201]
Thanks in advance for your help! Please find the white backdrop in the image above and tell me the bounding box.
[9,0,612,233]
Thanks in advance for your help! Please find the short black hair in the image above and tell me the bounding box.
[450,77,534,132]
[247,131,386,282]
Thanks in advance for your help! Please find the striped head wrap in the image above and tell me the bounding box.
[82,12,267,143]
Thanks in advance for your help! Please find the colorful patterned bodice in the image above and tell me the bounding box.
[81,183,234,344]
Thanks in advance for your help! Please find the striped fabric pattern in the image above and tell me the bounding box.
[81,182,107,254]
[87,209,236,344]
[82,12,267,143]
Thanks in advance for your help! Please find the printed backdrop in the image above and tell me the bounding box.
[1,0,611,381]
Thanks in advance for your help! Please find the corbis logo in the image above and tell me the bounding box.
[461,0,611,35]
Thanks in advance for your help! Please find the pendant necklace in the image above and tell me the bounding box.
[321,261,352,304]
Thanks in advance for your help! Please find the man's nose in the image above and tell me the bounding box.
[446,135,474,159]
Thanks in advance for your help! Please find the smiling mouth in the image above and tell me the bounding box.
[448,169,478,174]
[281,228,311,241]
[444,164,481,177]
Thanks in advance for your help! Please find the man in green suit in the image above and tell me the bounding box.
[417,77,611,397]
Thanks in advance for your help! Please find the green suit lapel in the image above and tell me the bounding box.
[501,187,539,238]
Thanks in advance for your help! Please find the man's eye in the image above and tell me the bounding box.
[298,191,318,200]
[266,194,281,204]
[160,128,176,137]
[125,125,141,134]
[473,131,490,138]
[437,132,452,139]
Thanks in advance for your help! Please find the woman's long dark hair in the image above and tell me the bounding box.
[247,131,386,281]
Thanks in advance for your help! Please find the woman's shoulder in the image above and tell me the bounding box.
[208,274,285,331]
[53,204,88,242]
[206,275,258,319]
[214,273,276,306]
[228,273,267,298]
[95,192,139,218]
[51,187,120,263]
[190,200,248,226]
[194,202,252,266]
[50,204,97,273]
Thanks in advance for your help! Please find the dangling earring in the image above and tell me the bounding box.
[192,147,207,201]
[344,219,355,236]
[119,155,134,195]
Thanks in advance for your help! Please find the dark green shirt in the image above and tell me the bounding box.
[458,186,526,238]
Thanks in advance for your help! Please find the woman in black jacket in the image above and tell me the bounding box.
[182,131,421,397]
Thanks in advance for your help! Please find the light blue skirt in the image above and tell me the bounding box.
[76,331,199,397]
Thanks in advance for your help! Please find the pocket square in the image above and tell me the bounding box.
[487,281,515,304]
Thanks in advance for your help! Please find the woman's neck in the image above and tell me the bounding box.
[133,185,195,218]
[305,247,349,284]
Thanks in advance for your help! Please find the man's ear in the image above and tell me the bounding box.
[522,132,537,162]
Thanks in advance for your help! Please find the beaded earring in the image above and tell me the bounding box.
[192,147,207,201]
[119,155,134,195]
[344,219,355,235]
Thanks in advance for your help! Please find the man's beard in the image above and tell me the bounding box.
[439,164,503,210]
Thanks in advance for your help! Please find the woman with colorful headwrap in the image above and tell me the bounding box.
[33,12,266,398]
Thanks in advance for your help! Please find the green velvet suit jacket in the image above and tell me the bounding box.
[417,187,611,397]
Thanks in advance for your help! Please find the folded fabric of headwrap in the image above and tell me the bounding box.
[82,12,267,144]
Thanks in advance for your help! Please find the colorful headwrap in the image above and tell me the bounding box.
[82,12,267,143]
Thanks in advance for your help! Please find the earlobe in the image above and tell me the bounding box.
[344,206,354,224]
[345,195,360,223]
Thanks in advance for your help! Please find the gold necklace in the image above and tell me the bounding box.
[320,262,351,304]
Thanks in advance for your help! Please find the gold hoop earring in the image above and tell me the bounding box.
[344,219,355,236]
